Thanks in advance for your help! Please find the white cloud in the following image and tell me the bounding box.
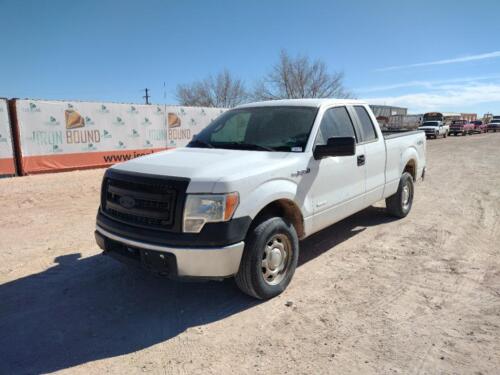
[366,83,500,114]
[376,51,500,72]
[356,75,500,93]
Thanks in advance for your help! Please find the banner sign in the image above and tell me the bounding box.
[165,106,226,147]
[0,99,16,176]
[13,99,226,174]
[15,99,169,174]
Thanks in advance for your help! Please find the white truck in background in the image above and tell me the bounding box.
[95,99,426,299]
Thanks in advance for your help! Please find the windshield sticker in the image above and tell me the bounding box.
[291,147,303,152]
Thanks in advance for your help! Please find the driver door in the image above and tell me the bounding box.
[309,106,366,233]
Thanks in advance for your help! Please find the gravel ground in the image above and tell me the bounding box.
[1,133,499,374]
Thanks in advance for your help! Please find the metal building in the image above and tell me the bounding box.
[369,104,408,117]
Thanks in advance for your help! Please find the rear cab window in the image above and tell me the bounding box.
[351,106,378,143]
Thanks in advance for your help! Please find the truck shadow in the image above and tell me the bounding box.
[0,206,396,374]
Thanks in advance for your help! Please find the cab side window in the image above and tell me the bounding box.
[314,106,357,146]
[353,106,377,142]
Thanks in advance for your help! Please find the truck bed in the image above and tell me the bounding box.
[382,129,424,139]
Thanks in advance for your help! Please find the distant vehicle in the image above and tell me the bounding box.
[449,120,475,136]
[472,120,487,133]
[423,112,461,125]
[418,120,449,139]
[487,120,500,132]
[492,115,500,122]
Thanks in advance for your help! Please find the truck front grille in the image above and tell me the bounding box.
[101,170,189,232]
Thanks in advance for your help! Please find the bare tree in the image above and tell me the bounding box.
[253,50,352,100]
[176,69,248,107]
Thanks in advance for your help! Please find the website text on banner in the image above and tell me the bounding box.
[14,99,171,174]
[0,99,16,176]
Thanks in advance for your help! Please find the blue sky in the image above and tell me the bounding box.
[1,0,500,114]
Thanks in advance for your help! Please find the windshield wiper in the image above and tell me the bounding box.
[218,142,275,151]
[188,138,214,148]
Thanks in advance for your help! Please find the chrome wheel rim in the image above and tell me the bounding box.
[261,234,291,285]
[402,183,412,211]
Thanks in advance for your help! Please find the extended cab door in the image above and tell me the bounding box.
[309,106,366,233]
[349,105,386,205]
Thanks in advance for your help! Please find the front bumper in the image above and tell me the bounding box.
[95,225,244,278]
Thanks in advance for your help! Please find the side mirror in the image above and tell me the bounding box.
[313,137,356,160]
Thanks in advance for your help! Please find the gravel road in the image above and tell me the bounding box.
[1,133,499,374]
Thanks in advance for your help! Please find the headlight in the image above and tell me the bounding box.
[183,192,239,233]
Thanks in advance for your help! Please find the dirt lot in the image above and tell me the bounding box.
[1,133,499,374]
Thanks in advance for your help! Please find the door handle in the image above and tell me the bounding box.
[357,155,365,166]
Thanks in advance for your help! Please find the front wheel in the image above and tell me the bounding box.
[235,217,299,299]
[386,172,414,218]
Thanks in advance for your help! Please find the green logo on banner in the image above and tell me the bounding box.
[51,144,63,153]
[117,141,126,149]
[85,116,95,125]
[82,143,97,151]
[190,118,197,126]
[23,102,41,113]
[44,116,60,126]
[155,106,163,115]
[98,104,109,113]
[144,140,153,148]
[142,117,151,126]
[102,129,112,138]
[129,129,139,138]
[128,106,138,114]
[113,116,125,125]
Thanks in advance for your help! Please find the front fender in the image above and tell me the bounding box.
[234,178,310,220]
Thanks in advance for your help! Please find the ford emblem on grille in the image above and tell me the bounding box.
[119,196,136,209]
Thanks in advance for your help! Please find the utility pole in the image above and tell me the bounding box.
[143,88,150,104]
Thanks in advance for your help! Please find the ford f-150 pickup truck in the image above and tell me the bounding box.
[95,99,426,299]
[418,121,449,139]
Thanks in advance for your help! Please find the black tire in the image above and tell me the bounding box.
[235,217,299,299]
[385,172,414,219]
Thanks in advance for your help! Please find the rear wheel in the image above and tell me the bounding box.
[386,172,414,218]
[235,217,299,299]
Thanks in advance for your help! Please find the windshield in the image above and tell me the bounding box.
[187,106,318,152]
[421,121,439,127]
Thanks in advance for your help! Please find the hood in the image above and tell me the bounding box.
[112,147,299,186]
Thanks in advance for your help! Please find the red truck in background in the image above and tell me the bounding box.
[449,120,475,136]
[472,120,487,133]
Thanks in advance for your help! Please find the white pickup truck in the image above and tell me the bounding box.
[418,120,449,139]
[95,99,426,299]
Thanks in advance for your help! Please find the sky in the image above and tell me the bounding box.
[1,0,500,115]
